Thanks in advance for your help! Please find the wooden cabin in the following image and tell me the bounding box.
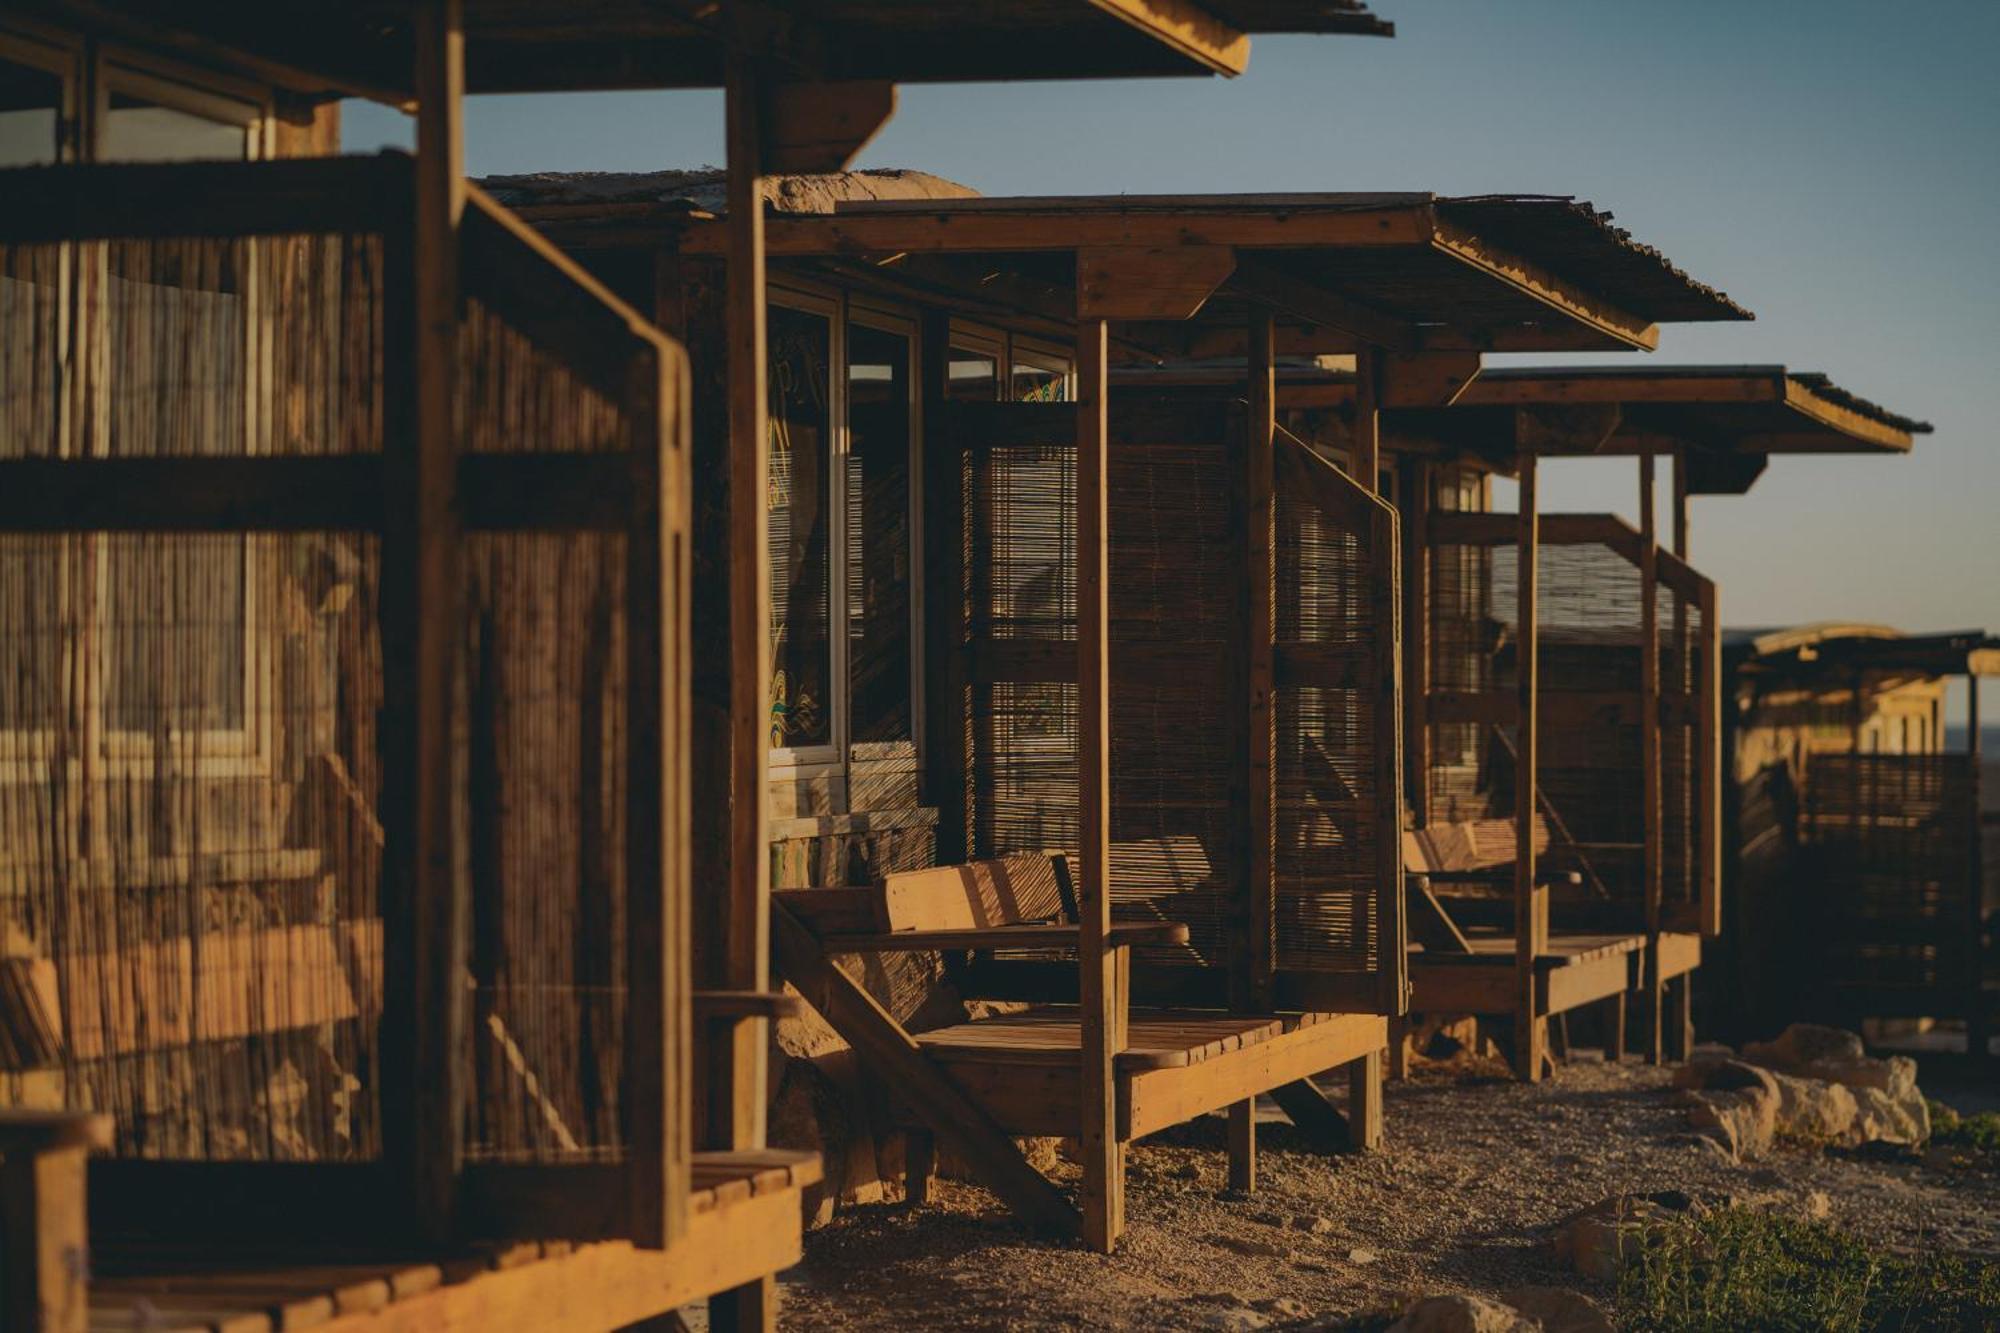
[1366,365,1926,1079]
[1723,625,1997,1060]
[511,183,1754,1249]
[0,2,1403,1328]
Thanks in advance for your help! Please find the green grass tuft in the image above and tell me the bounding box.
[1929,1101,2000,1154]
[1616,1207,2000,1332]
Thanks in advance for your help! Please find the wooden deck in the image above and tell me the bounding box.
[86,1151,820,1333]
[1408,932,1645,1018]
[909,1006,1387,1141]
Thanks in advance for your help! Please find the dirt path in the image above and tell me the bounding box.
[773,1056,2000,1330]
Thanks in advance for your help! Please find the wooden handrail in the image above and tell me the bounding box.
[820,922,1191,953]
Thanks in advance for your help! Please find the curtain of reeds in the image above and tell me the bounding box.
[455,295,629,1163]
[0,230,385,1159]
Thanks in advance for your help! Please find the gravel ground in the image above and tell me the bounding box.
[772,1052,2000,1330]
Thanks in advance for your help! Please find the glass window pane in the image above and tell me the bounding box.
[846,323,912,747]
[102,87,250,162]
[767,304,832,749]
[1011,359,1069,403]
[947,345,998,402]
[103,534,247,734]
[0,55,62,166]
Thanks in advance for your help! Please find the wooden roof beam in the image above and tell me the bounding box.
[1515,404,1624,456]
[1086,0,1252,76]
[689,207,1433,258]
[766,80,897,173]
[1227,255,1418,353]
[1077,245,1237,319]
[1429,217,1660,352]
[1779,379,1917,452]
[1459,372,1778,407]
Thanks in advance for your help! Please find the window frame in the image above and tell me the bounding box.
[0,30,277,783]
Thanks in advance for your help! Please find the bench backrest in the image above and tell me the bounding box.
[1402,815,1553,875]
[879,853,1075,932]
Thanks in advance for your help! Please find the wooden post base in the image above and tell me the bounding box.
[1227,1099,1257,1192]
[1345,1050,1384,1151]
[905,1128,935,1208]
[1604,991,1627,1063]
[708,1275,776,1333]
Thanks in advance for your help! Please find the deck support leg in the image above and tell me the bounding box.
[1346,1050,1384,1151]
[708,1277,776,1333]
[1,1145,89,1333]
[1642,953,1665,1067]
[904,1128,935,1207]
[1604,990,1627,1063]
[1666,974,1693,1062]
[1550,1012,1571,1065]
[1227,1099,1258,1192]
[1387,1015,1409,1080]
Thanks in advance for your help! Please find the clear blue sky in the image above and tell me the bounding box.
[346,1,1997,717]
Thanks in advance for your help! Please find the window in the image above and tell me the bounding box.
[0,35,272,780]
[846,317,914,748]
[767,298,835,753]
[1010,341,1072,403]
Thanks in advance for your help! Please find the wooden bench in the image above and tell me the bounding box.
[774,852,1389,1252]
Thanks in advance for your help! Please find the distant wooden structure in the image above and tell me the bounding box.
[0,1,1410,1327]
[1725,625,1998,1060]
[1376,365,1930,1078]
[515,185,1753,1246]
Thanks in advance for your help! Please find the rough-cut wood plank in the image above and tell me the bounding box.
[1077,245,1235,320]
[765,80,895,174]
[721,50,773,1156]
[824,922,1189,953]
[1244,307,1276,1011]
[1639,454,1665,1067]
[1346,1050,1384,1151]
[1227,1099,1257,1192]
[878,854,1070,931]
[407,0,468,1245]
[1076,313,1122,1254]
[1512,451,1546,1083]
[1123,1013,1387,1139]
[913,1009,1283,1072]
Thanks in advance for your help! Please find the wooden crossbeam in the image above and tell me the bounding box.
[765,80,895,173]
[1078,245,1236,319]
[1227,255,1417,353]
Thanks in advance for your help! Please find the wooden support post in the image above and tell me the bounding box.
[1388,1015,1409,1080]
[1969,678,1988,1063]
[0,1115,111,1333]
[720,52,772,1152]
[1353,348,1382,491]
[391,0,467,1246]
[1227,1100,1258,1193]
[1667,974,1693,1062]
[1076,313,1122,1254]
[1404,460,1431,824]
[1639,455,1665,1065]
[920,308,969,867]
[716,55,775,1333]
[904,1129,935,1208]
[1346,1050,1384,1151]
[1604,990,1627,1063]
[1243,307,1277,1012]
[1513,451,1546,1083]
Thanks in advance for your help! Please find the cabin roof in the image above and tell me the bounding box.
[521,184,1749,355]
[24,1,1391,103]
[1726,624,2000,679]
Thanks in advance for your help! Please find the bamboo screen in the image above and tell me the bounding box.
[1800,753,1978,1015]
[0,225,387,1159]
[0,159,683,1221]
[958,397,1396,996]
[1424,516,1718,926]
[1272,459,1389,976]
[457,292,632,1164]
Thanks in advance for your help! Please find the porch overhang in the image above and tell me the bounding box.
[12,0,1391,105]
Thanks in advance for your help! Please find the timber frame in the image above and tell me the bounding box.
[504,174,1753,1249]
[1,3,1428,1329]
